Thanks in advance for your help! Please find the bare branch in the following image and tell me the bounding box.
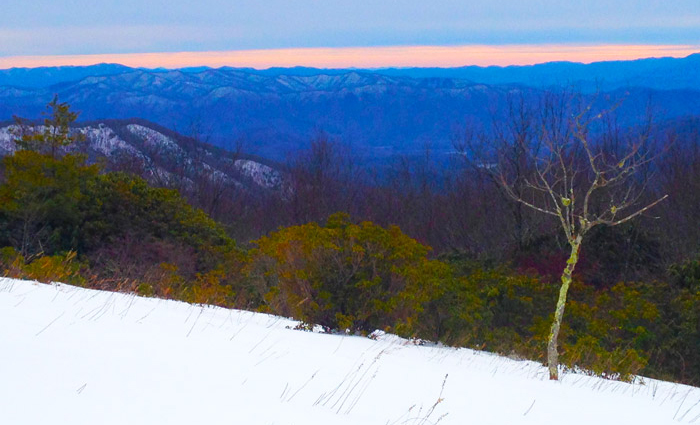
[592,195,669,227]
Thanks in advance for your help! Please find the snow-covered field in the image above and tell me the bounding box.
[2,277,699,425]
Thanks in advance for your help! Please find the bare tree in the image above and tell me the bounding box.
[493,94,667,380]
[455,96,545,252]
[286,133,365,224]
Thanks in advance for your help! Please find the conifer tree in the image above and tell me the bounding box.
[13,95,84,158]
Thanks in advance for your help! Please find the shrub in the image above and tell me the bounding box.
[0,151,99,256]
[182,269,235,307]
[81,172,237,264]
[244,212,451,335]
[669,257,700,292]
[425,263,556,357]
[434,256,664,381]
[0,247,85,286]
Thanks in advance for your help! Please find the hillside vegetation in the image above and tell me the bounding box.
[1,98,699,385]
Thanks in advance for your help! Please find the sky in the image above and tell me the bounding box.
[2,0,699,68]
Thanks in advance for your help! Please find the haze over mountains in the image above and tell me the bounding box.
[1,54,699,161]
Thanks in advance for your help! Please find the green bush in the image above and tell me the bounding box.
[424,263,555,358]
[0,151,99,256]
[244,212,451,335]
[80,172,238,277]
[669,257,700,292]
[432,256,671,381]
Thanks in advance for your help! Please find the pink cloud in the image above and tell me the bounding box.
[1,44,698,69]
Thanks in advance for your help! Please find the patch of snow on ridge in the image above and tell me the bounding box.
[80,125,139,157]
[0,124,143,159]
[0,125,18,155]
[127,124,183,154]
[1,277,699,425]
[235,159,282,189]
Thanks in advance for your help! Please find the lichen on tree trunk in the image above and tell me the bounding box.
[547,236,582,380]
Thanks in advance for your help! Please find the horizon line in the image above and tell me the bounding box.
[1,44,698,69]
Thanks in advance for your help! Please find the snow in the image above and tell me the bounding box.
[0,124,138,158]
[235,159,283,189]
[79,125,140,157]
[127,124,183,154]
[1,277,698,425]
[0,125,18,155]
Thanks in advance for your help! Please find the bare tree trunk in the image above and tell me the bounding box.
[547,235,582,380]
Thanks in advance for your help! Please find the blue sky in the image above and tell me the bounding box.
[2,0,699,66]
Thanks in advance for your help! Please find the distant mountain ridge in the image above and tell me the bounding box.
[0,68,519,159]
[374,53,700,91]
[0,63,134,89]
[2,53,699,90]
[1,54,699,160]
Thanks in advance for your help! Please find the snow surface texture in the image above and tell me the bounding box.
[1,278,699,425]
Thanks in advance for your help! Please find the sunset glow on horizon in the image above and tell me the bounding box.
[1,44,698,70]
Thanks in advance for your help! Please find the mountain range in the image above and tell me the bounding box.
[1,54,699,161]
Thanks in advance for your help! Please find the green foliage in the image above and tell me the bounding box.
[136,282,155,297]
[12,95,85,158]
[639,280,700,384]
[560,281,659,380]
[0,152,236,272]
[562,335,647,380]
[245,212,450,335]
[81,172,236,259]
[431,256,676,382]
[0,247,85,286]
[20,250,86,286]
[424,262,555,357]
[181,269,236,307]
[669,257,700,292]
[0,151,100,255]
[0,98,97,256]
[0,246,25,277]
[0,99,240,304]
